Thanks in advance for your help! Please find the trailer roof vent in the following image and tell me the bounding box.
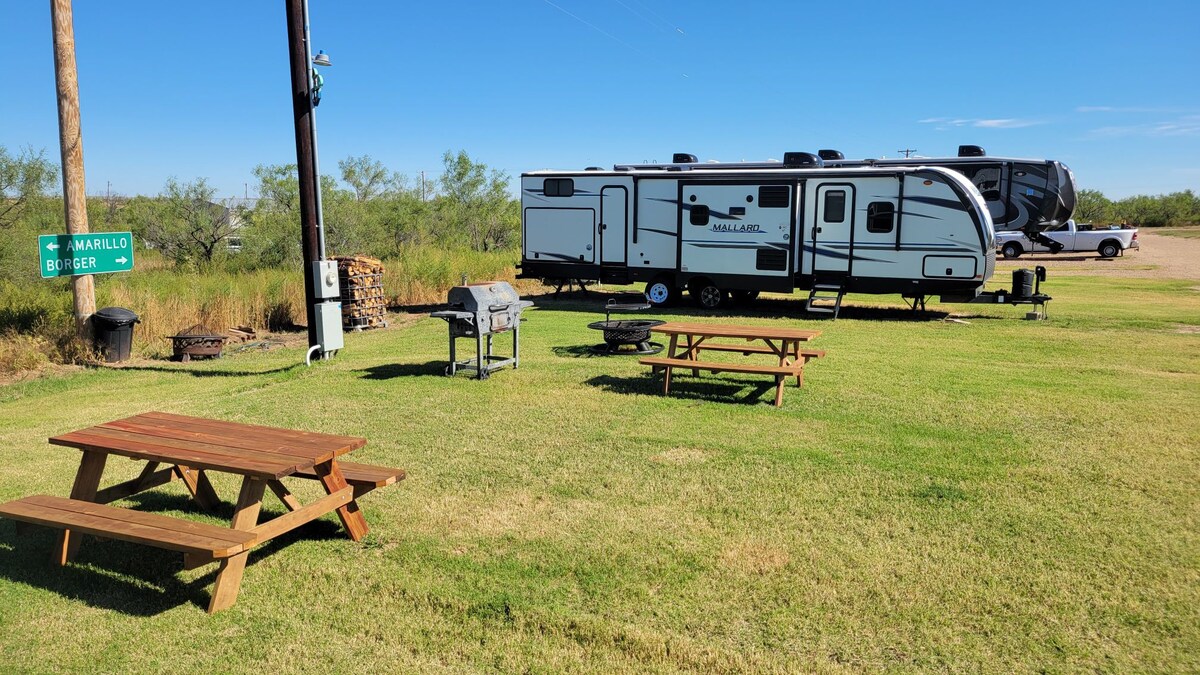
[818,149,844,161]
[782,152,822,168]
[672,153,698,164]
[584,166,603,171]
[958,145,986,157]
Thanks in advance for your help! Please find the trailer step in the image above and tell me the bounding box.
[806,282,845,319]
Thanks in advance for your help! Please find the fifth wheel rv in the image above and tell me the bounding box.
[519,152,998,314]
[814,145,1077,236]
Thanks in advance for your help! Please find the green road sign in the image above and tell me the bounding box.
[39,232,135,278]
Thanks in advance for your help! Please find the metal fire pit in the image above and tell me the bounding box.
[168,325,228,362]
[587,318,664,355]
[587,298,663,355]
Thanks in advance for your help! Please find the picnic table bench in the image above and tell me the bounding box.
[639,322,824,407]
[0,411,404,613]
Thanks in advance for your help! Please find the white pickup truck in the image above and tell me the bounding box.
[996,220,1139,259]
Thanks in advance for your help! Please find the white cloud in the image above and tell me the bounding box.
[974,118,1041,129]
[1087,115,1200,138]
[918,117,1042,129]
[1075,105,1188,114]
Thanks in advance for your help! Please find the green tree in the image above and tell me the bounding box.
[338,155,401,202]
[0,145,59,228]
[436,150,517,251]
[128,178,235,265]
[243,164,301,268]
[1073,188,1112,224]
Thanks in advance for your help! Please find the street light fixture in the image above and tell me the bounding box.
[311,50,330,107]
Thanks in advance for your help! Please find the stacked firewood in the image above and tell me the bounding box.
[333,255,387,330]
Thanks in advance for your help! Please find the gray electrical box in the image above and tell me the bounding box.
[312,260,340,301]
[314,301,344,352]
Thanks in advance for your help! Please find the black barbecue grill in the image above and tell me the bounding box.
[431,281,533,379]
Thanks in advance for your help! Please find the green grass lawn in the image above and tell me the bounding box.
[1,276,1198,672]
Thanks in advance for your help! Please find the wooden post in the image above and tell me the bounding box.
[285,0,321,352]
[50,0,96,341]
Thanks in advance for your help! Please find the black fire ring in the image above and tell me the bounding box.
[587,319,665,355]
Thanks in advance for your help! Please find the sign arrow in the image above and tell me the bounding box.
[46,242,59,251]
[114,256,128,264]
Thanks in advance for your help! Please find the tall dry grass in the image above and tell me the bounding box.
[102,270,307,358]
[382,246,521,306]
[0,247,523,366]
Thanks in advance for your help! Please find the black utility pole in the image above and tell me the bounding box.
[897,148,917,158]
[285,0,320,351]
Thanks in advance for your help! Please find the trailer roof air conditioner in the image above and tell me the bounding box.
[958,145,986,157]
[818,149,844,160]
[783,152,822,168]
[672,153,698,164]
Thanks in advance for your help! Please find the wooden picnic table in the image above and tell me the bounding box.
[0,412,404,613]
[639,322,825,407]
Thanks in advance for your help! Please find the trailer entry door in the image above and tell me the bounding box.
[600,186,628,264]
[812,184,853,274]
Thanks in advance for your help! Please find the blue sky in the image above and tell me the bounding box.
[3,1,1198,200]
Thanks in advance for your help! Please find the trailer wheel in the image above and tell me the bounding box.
[689,279,726,310]
[1001,242,1023,259]
[1098,241,1121,258]
[730,290,759,306]
[645,278,676,307]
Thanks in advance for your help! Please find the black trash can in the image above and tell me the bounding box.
[92,307,140,362]
[1012,269,1035,299]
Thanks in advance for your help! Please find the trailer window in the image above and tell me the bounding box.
[866,201,895,233]
[543,178,574,197]
[690,205,710,226]
[823,190,846,223]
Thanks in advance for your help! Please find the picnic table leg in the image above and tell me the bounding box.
[315,461,369,541]
[55,449,108,565]
[175,465,222,512]
[267,480,302,512]
[774,374,785,407]
[686,335,699,377]
[208,476,266,614]
[787,340,803,387]
[655,334,678,374]
[663,364,672,394]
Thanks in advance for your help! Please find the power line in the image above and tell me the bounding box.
[541,0,643,54]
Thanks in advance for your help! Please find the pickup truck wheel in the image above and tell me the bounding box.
[1098,241,1121,258]
[1001,242,1023,259]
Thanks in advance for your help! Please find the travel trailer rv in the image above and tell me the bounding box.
[519,152,998,314]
